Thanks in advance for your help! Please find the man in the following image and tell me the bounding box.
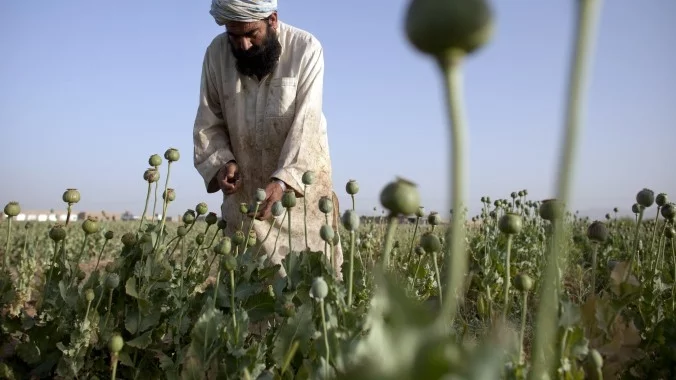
[193,0,343,275]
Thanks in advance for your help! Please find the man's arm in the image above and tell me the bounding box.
[271,40,326,196]
[193,47,236,194]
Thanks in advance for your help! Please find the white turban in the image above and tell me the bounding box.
[210,0,278,24]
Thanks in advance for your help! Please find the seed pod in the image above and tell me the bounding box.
[255,188,267,203]
[49,224,67,242]
[213,237,232,255]
[405,0,493,58]
[605,213,611,220]
[182,210,196,225]
[121,232,137,247]
[539,199,563,221]
[514,273,533,292]
[498,213,523,235]
[489,210,497,219]
[82,217,99,235]
[656,193,668,208]
[665,227,675,239]
[247,230,257,246]
[320,224,334,243]
[143,168,160,183]
[77,271,86,281]
[3,202,20,217]
[104,231,114,240]
[177,226,188,237]
[239,203,249,215]
[271,201,284,217]
[332,233,340,247]
[636,188,655,208]
[661,203,675,221]
[587,221,608,243]
[195,233,205,245]
[415,206,426,218]
[311,277,329,299]
[217,219,227,230]
[232,230,245,245]
[164,147,180,162]
[149,154,162,167]
[105,262,117,273]
[282,190,297,208]
[346,179,359,195]
[106,273,120,289]
[420,232,441,253]
[318,196,333,214]
[62,189,81,204]
[163,188,176,202]
[195,202,208,216]
[205,212,218,225]
[302,171,315,185]
[511,192,517,199]
[342,209,360,231]
[428,211,441,226]
[281,302,296,317]
[380,177,421,216]
[85,288,95,302]
[108,334,124,354]
[222,254,237,272]
[631,203,640,214]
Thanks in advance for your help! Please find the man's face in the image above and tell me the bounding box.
[226,15,282,79]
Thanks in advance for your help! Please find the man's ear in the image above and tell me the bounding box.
[268,11,278,30]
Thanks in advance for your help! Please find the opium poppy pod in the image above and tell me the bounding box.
[405,0,494,57]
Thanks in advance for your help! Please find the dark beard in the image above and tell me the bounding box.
[229,26,282,79]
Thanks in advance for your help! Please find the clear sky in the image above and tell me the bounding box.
[1,0,674,221]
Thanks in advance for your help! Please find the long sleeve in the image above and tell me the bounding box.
[193,47,236,194]
[271,41,327,196]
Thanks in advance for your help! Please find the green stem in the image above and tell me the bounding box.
[287,208,292,254]
[244,202,261,253]
[230,269,237,341]
[348,230,355,307]
[503,234,513,321]
[381,214,398,270]
[591,244,598,298]
[519,291,529,364]
[432,251,443,306]
[4,217,12,270]
[156,161,173,249]
[111,356,118,380]
[319,298,330,378]
[213,267,221,310]
[436,51,469,329]
[151,175,159,222]
[529,0,603,378]
[138,181,152,232]
[648,207,661,253]
[303,184,308,250]
[93,239,109,273]
[407,217,421,264]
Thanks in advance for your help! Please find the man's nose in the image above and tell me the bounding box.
[237,38,252,51]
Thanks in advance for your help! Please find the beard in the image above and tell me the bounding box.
[229,25,282,79]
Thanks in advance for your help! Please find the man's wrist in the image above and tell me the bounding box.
[273,179,286,191]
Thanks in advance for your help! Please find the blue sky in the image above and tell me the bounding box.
[1,0,674,221]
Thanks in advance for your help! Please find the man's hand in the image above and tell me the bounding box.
[249,181,285,221]
[216,161,242,195]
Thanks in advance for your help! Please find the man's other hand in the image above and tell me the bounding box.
[217,161,241,195]
[249,181,285,221]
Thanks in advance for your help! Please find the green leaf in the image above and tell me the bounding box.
[125,277,138,299]
[189,307,226,365]
[272,303,315,367]
[126,330,153,349]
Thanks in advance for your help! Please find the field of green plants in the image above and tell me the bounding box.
[2,0,674,379]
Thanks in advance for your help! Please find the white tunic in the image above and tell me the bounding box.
[193,21,343,275]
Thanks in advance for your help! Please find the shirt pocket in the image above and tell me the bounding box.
[265,77,297,119]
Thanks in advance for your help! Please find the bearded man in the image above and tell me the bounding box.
[193,0,343,275]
